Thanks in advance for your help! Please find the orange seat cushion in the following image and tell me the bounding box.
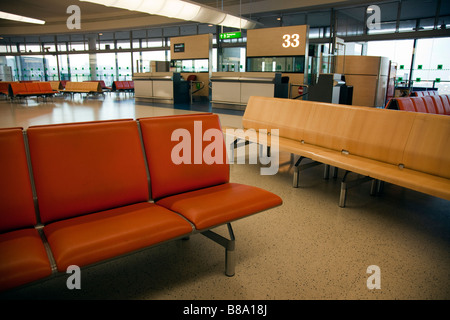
[43,202,193,272]
[157,183,283,230]
[0,229,52,292]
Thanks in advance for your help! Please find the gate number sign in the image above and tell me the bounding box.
[282,34,300,48]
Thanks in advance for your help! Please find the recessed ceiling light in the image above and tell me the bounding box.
[0,11,45,25]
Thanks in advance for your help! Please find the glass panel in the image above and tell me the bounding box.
[336,6,366,37]
[44,55,59,81]
[413,37,450,93]
[117,41,130,50]
[366,39,414,85]
[20,55,45,81]
[219,47,245,72]
[246,56,305,73]
[141,50,167,72]
[117,52,132,80]
[68,54,90,82]
[58,54,70,81]
[171,59,209,73]
[95,52,116,86]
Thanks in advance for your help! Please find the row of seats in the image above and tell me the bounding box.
[385,94,450,115]
[224,96,450,207]
[410,90,439,97]
[9,82,56,99]
[62,81,104,94]
[112,81,134,92]
[0,113,282,292]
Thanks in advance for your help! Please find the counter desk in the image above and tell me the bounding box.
[133,72,189,104]
[210,72,288,107]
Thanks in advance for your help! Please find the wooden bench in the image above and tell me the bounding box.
[62,81,104,97]
[0,114,282,292]
[386,95,450,115]
[49,81,64,92]
[85,80,111,92]
[225,96,450,207]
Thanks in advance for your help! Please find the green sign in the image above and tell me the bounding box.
[437,64,443,70]
[417,65,423,70]
[219,31,242,40]
[436,78,441,82]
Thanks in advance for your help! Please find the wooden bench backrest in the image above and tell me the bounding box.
[49,81,62,91]
[27,120,149,224]
[0,128,36,233]
[243,96,311,141]
[243,96,449,173]
[403,113,450,179]
[340,107,416,165]
[65,81,102,92]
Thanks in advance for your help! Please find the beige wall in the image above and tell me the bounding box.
[247,25,309,57]
[170,34,212,60]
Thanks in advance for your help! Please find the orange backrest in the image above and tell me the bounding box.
[429,95,445,114]
[410,97,428,113]
[139,114,229,200]
[10,83,27,95]
[396,98,416,112]
[38,82,53,92]
[0,128,37,233]
[24,83,40,93]
[420,96,437,113]
[114,81,122,90]
[123,81,130,89]
[440,95,450,115]
[27,120,149,224]
[128,81,134,89]
[0,82,12,93]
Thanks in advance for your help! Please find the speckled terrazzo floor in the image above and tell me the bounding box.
[1,95,449,300]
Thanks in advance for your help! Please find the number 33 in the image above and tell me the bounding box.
[282,34,300,48]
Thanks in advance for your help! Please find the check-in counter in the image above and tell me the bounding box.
[133,72,189,104]
[210,72,287,106]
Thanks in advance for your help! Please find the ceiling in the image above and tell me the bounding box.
[0,0,382,36]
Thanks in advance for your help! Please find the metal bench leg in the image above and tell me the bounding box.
[201,223,236,277]
[324,164,330,179]
[293,156,323,188]
[339,171,373,208]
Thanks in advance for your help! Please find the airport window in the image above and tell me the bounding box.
[413,37,450,93]
[68,54,90,82]
[117,52,132,80]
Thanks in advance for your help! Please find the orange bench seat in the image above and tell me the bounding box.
[385,94,450,115]
[1,114,281,292]
[0,128,53,292]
